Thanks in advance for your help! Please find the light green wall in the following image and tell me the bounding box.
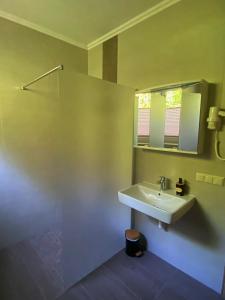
[103,36,118,83]
[0,16,87,248]
[0,17,134,291]
[0,16,87,92]
[88,44,103,79]
[88,36,118,82]
[117,0,225,293]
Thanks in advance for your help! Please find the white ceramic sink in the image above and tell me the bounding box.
[118,182,195,224]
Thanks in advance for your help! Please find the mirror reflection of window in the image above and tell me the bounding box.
[136,89,182,148]
[137,93,151,145]
[164,88,182,149]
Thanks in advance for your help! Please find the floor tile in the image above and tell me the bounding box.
[60,250,223,300]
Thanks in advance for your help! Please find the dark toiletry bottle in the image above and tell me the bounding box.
[176,178,184,196]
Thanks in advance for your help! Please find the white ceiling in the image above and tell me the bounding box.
[0,0,181,49]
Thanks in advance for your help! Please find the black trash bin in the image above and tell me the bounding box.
[125,229,143,257]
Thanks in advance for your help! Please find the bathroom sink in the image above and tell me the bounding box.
[118,182,195,224]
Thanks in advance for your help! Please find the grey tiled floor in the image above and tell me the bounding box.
[0,229,64,300]
[58,250,223,300]
[0,236,223,300]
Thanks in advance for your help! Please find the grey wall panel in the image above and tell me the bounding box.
[59,71,133,288]
[0,57,133,289]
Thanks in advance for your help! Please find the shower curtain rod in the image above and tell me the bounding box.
[21,64,63,90]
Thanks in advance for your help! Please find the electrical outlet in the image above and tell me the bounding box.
[196,172,224,185]
[204,175,213,184]
[196,172,205,182]
[213,176,224,186]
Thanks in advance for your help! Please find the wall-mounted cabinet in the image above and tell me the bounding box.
[134,80,208,155]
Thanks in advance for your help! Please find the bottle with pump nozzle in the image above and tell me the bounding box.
[176,178,185,196]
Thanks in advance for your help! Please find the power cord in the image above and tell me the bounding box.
[215,130,225,161]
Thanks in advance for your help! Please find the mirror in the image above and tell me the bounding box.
[134,80,208,154]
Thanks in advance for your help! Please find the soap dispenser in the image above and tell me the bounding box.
[176,178,185,196]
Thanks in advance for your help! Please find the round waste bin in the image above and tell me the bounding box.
[125,229,143,257]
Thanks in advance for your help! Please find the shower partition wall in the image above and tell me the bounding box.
[59,71,134,288]
[0,69,133,291]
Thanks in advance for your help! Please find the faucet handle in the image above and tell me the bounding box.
[160,176,166,182]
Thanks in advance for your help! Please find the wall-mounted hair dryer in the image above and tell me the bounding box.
[207,106,225,130]
[207,106,225,160]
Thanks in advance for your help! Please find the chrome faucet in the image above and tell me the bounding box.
[159,176,167,191]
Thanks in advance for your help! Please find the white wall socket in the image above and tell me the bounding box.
[196,172,224,186]
[196,172,205,181]
[205,175,213,184]
[213,176,224,186]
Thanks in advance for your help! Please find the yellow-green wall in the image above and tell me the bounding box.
[0,16,134,293]
[0,16,87,91]
[88,44,103,79]
[103,36,118,82]
[116,0,225,293]
[0,16,87,249]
